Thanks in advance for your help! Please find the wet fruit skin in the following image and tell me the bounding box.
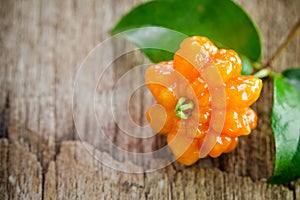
[145,36,263,166]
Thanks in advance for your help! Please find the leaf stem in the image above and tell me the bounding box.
[265,19,300,68]
[174,97,195,119]
[253,68,271,78]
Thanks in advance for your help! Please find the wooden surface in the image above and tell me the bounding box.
[0,0,299,199]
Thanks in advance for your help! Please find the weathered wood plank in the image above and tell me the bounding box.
[0,139,9,200]
[0,0,299,199]
[0,0,12,113]
[0,138,43,200]
[42,140,294,199]
[44,160,56,200]
[0,128,297,199]
[10,0,40,136]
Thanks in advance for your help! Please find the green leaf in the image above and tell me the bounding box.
[282,68,300,95]
[111,0,261,63]
[269,72,300,184]
[119,27,188,63]
[241,56,254,75]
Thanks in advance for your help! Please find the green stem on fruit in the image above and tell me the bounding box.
[253,68,272,78]
[174,97,195,119]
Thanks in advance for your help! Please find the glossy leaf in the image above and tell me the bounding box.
[269,73,300,184]
[111,0,261,63]
[241,56,254,75]
[119,26,188,63]
[282,68,300,95]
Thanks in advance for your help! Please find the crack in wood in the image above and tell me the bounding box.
[0,92,10,139]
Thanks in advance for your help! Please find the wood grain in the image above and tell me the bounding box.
[0,138,295,199]
[0,0,299,199]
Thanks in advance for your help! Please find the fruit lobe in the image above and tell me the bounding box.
[145,36,262,165]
